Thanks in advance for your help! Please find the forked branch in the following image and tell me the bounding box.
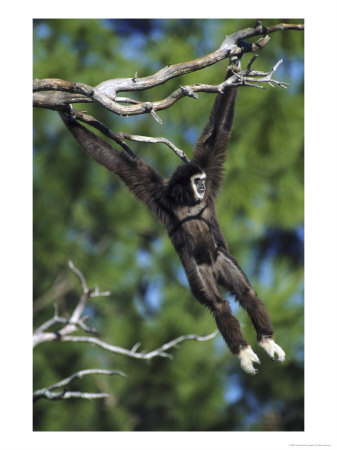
[33,262,217,401]
[33,58,291,117]
[58,57,287,164]
[34,21,303,164]
[33,21,303,117]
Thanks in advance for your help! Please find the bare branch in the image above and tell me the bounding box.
[33,368,126,402]
[54,261,91,337]
[95,22,303,98]
[68,260,88,293]
[34,55,290,120]
[34,391,110,401]
[140,330,219,360]
[55,58,285,165]
[33,262,218,361]
[33,260,110,347]
[55,56,285,166]
[34,303,67,334]
[61,330,218,360]
[117,131,190,163]
[33,91,90,110]
[33,21,303,116]
[62,106,189,162]
[33,262,218,401]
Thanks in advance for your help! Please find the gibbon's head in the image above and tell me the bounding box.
[168,163,206,205]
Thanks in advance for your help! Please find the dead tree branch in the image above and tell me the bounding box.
[33,260,110,347]
[64,106,189,162]
[58,56,288,164]
[59,330,219,361]
[33,262,218,354]
[33,21,303,117]
[33,21,303,164]
[33,55,295,117]
[33,262,218,401]
[33,369,127,402]
[116,131,190,163]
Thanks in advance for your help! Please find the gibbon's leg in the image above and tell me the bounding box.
[184,259,261,375]
[216,252,285,363]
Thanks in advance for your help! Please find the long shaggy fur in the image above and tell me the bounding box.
[59,65,284,373]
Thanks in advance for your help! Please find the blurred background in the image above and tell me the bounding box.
[33,18,304,431]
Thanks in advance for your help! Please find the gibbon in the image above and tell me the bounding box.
[60,64,285,374]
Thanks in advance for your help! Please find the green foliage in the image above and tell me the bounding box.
[33,19,304,431]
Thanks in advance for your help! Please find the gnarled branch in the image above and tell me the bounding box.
[94,23,302,99]
[57,57,288,164]
[34,21,303,164]
[33,21,303,117]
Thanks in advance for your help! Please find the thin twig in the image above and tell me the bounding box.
[62,107,189,162]
[68,260,88,293]
[117,131,190,163]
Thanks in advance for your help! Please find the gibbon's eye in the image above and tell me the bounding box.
[194,178,200,184]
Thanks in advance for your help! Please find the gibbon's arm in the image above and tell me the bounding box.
[59,113,167,220]
[192,66,238,198]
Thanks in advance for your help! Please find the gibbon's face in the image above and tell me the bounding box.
[191,173,206,201]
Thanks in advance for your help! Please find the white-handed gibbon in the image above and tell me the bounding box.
[59,64,285,375]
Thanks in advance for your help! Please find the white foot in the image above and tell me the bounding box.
[258,337,285,362]
[237,345,260,375]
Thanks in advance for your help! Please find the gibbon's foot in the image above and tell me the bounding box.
[237,345,260,375]
[258,337,285,362]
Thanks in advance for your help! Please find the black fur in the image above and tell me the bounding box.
[59,67,275,357]
[167,163,203,206]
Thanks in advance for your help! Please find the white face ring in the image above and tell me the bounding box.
[191,172,206,200]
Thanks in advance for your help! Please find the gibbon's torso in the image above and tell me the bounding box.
[171,200,221,266]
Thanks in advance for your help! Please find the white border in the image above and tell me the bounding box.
[2,1,337,449]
